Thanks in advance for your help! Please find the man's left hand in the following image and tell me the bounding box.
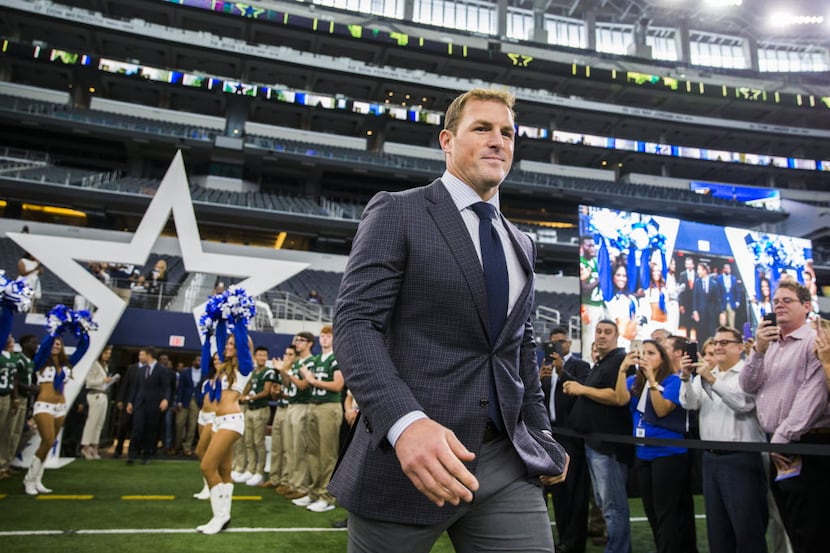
[539,453,570,486]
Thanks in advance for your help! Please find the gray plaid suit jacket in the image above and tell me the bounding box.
[331,179,568,525]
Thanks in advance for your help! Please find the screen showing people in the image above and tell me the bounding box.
[578,204,815,351]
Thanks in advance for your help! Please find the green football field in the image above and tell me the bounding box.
[0,457,711,552]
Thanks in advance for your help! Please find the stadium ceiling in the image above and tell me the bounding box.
[541,0,830,49]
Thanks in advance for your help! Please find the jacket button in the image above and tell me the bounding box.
[480,399,489,406]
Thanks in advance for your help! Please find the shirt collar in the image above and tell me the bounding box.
[719,358,745,374]
[441,170,500,213]
[783,321,813,341]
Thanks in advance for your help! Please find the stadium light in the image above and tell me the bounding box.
[768,12,825,27]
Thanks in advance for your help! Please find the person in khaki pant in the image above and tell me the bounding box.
[174,356,202,456]
[297,325,344,513]
[278,332,315,500]
[260,345,295,492]
[0,335,17,479]
[239,346,276,486]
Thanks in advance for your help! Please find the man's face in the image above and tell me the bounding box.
[283,348,297,365]
[254,349,268,367]
[319,332,333,350]
[138,350,148,365]
[439,99,515,199]
[582,239,596,260]
[722,264,731,275]
[773,287,810,329]
[697,264,706,278]
[4,335,14,352]
[159,354,170,366]
[650,330,669,347]
[293,335,311,355]
[713,332,742,367]
[594,323,619,354]
[550,332,570,356]
[685,258,694,272]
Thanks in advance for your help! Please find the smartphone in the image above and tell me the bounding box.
[544,341,563,360]
[630,339,643,356]
[686,341,698,361]
[763,312,777,327]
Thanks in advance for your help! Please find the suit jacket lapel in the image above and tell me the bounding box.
[500,220,534,340]
[424,180,490,339]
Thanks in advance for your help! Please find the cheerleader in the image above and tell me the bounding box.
[24,306,93,495]
[196,287,255,535]
[192,353,220,500]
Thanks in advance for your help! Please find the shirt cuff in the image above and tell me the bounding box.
[387,411,428,448]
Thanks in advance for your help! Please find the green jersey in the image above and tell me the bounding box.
[248,366,277,409]
[309,352,341,403]
[286,356,314,404]
[581,256,603,306]
[16,353,33,390]
[0,351,16,395]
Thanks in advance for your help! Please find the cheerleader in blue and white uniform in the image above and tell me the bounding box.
[196,288,255,535]
[24,307,92,495]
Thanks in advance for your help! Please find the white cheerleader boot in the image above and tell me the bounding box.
[35,460,52,494]
[193,478,210,500]
[23,458,41,496]
[198,484,231,535]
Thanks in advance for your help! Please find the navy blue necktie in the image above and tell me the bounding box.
[471,201,509,432]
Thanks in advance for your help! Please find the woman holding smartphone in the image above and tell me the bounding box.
[80,345,114,460]
[614,340,697,553]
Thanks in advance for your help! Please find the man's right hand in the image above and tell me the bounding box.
[394,418,478,508]
[755,319,780,354]
[126,403,133,415]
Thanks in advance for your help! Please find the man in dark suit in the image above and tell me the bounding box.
[331,88,568,552]
[693,262,723,342]
[718,262,745,330]
[678,256,696,339]
[113,359,140,458]
[541,327,591,553]
[126,346,171,464]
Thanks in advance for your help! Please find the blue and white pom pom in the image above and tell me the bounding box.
[198,292,226,336]
[221,285,256,326]
[0,275,34,313]
[72,309,99,336]
[46,305,98,337]
[46,304,73,337]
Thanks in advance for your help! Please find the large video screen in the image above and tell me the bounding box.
[578,205,814,352]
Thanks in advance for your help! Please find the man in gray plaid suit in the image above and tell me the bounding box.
[331,88,569,553]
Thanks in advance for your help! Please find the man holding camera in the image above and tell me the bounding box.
[680,326,768,553]
[740,281,830,553]
[541,328,590,553]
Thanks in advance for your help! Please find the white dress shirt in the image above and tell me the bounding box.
[679,359,765,442]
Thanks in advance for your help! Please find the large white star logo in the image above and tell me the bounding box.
[7,151,308,410]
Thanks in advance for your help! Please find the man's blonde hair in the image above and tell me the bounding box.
[443,88,516,134]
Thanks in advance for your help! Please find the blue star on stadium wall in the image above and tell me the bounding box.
[7,151,308,403]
